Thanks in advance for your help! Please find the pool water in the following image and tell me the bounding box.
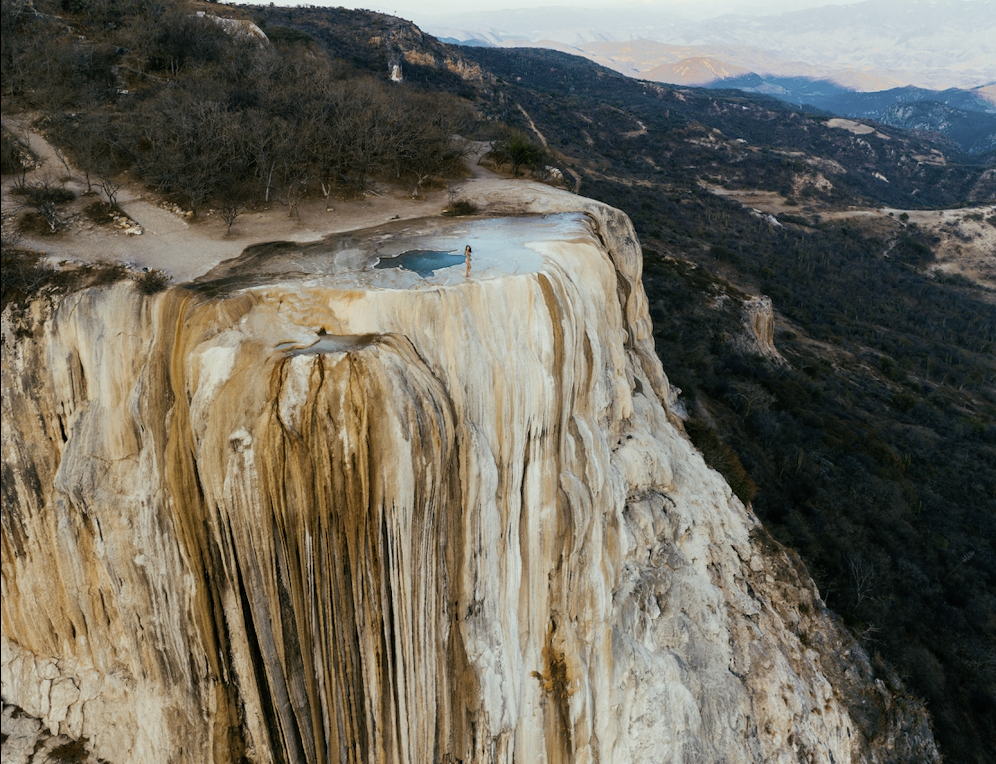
[375,250,465,278]
[193,213,593,295]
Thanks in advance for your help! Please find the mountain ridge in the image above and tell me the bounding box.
[438,35,996,154]
[2,4,993,763]
[427,0,996,91]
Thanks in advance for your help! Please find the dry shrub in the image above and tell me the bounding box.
[445,199,478,216]
[1,248,51,309]
[87,262,128,286]
[2,248,129,312]
[17,211,60,235]
[135,268,171,294]
[0,127,33,178]
[83,201,122,225]
[13,182,75,206]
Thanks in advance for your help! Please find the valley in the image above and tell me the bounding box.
[2,2,994,763]
[700,180,996,292]
[430,0,996,155]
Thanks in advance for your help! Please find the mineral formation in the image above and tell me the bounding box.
[1,184,937,763]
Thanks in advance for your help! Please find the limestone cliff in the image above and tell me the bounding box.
[1,185,937,763]
[734,295,787,366]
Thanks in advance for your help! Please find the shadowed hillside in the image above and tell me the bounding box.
[456,43,995,764]
[2,5,994,763]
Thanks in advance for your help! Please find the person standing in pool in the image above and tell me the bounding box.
[464,245,472,278]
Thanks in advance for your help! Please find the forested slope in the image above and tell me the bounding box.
[2,5,994,762]
[1,0,469,218]
[458,44,995,764]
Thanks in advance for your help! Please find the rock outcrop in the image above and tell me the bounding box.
[1,184,937,763]
[734,294,788,366]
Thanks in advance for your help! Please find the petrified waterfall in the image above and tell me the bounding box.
[2,185,937,763]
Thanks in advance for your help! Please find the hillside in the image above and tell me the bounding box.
[702,77,996,155]
[463,39,996,154]
[431,0,996,155]
[0,0,474,226]
[2,4,994,764]
[454,44,995,764]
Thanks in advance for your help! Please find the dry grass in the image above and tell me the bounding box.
[444,199,479,216]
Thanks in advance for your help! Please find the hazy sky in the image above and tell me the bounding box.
[257,0,868,23]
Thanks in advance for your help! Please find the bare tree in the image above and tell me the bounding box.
[1,0,41,98]
[219,200,243,234]
[849,556,876,606]
[276,146,311,219]
[48,107,107,194]
[96,175,123,205]
[0,124,33,188]
[19,180,74,232]
[251,46,328,204]
[217,177,249,234]
[242,111,291,204]
[302,96,345,211]
[728,380,777,419]
[136,95,235,217]
[145,10,228,79]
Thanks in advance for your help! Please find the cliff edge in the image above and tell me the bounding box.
[1,183,937,763]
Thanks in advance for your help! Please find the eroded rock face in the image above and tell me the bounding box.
[1,186,937,763]
[734,294,787,365]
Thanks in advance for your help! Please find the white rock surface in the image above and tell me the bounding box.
[2,702,101,763]
[1,183,937,763]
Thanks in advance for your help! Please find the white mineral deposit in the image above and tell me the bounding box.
[1,183,936,763]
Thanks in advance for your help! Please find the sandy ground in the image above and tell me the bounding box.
[702,184,803,216]
[895,205,996,289]
[1,126,507,283]
[824,118,890,140]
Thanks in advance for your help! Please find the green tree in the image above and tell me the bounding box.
[507,133,544,177]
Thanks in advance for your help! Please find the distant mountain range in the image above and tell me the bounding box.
[704,77,996,154]
[428,0,995,91]
[429,0,996,154]
[429,0,995,91]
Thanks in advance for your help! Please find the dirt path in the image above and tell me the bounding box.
[3,126,507,283]
[516,104,549,148]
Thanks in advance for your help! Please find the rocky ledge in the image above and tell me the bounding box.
[1,184,937,764]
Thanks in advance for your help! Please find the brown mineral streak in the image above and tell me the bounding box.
[162,290,248,760]
[203,333,462,764]
[2,186,937,764]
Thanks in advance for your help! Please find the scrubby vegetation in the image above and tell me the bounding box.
[0,239,128,312]
[1,245,54,308]
[464,46,994,209]
[12,180,76,232]
[135,268,170,294]
[1,0,471,215]
[640,244,994,764]
[0,125,33,181]
[456,44,995,764]
[3,4,994,762]
[82,200,122,226]
[488,130,547,177]
[444,199,478,216]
